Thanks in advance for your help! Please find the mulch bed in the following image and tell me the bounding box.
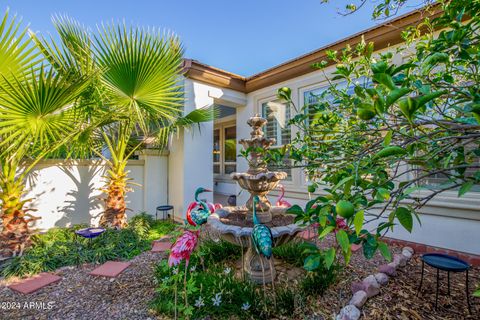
[307,236,479,320]
[0,233,478,319]
[0,251,165,320]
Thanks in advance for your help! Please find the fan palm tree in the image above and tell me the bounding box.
[34,17,216,228]
[0,11,91,257]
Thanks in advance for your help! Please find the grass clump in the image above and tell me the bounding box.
[0,213,176,278]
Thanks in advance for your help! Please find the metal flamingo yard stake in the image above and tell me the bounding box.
[275,184,292,208]
[186,187,213,227]
[251,195,276,306]
[168,229,199,313]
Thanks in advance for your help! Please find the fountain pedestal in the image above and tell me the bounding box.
[208,114,304,284]
[244,246,276,284]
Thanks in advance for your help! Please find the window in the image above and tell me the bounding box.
[224,126,237,174]
[262,100,291,146]
[261,99,292,180]
[213,129,220,174]
[213,124,237,176]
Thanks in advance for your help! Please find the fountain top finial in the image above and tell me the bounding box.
[247,114,267,139]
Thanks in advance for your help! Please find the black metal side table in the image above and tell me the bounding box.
[156,205,174,220]
[418,253,471,314]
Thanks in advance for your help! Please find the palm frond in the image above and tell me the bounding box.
[0,66,91,157]
[0,9,40,90]
[93,23,185,133]
[156,105,218,149]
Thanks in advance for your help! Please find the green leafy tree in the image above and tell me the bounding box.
[0,11,91,257]
[278,0,480,268]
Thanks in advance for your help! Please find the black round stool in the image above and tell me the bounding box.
[156,205,174,220]
[418,253,471,314]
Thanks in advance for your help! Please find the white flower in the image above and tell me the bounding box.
[194,296,205,308]
[241,302,251,311]
[213,238,220,243]
[223,267,231,275]
[212,292,222,307]
[190,265,197,272]
[172,268,178,275]
[162,277,169,283]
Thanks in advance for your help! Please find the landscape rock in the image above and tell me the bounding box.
[374,272,389,285]
[379,263,397,276]
[393,253,407,267]
[349,290,368,308]
[336,305,361,320]
[362,275,380,297]
[402,248,413,259]
[351,281,364,294]
[403,246,414,254]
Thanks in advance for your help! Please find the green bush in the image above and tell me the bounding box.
[0,215,176,278]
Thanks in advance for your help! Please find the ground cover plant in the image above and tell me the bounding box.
[0,213,175,278]
[151,237,339,319]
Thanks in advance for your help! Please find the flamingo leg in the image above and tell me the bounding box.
[174,276,178,320]
[183,260,190,308]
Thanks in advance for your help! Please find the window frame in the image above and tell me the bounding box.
[213,120,237,179]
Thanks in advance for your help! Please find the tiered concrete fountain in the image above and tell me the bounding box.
[208,114,304,283]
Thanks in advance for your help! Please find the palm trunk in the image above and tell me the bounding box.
[99,165,129,228]
[0,163,38,258]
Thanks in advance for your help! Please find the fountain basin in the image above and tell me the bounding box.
[208,209,304,283]
[231,171,287,222]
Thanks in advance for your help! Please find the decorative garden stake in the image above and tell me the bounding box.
[275,184,292,208]
[186,187,213,227]
[251,195,276,306]
[168,229,200,311]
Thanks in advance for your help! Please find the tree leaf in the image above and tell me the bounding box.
[304,254,321,271]
[383,130,393,146]
[363,240,378,259]
[323,248,336,269]
[458,181,474,197]
[353,210,364,235]
[395,207,413,232]
[286,204,304,215]
[319,226,335,239]
[386,87,411,107]
[336,229,350,254]
[378,241,392,262]
[372,73,396,90]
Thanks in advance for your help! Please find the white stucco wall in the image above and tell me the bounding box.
[168,78,247,220]
[25,152,168,231]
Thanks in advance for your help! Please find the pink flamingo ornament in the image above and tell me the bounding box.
[275,184,292,207]
[168,229,200,311]
[168,229,199,268]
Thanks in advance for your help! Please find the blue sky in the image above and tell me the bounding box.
[2,0,417,76]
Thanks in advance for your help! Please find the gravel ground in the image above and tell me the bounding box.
[0,250,166,320]
[0,234,478,320]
